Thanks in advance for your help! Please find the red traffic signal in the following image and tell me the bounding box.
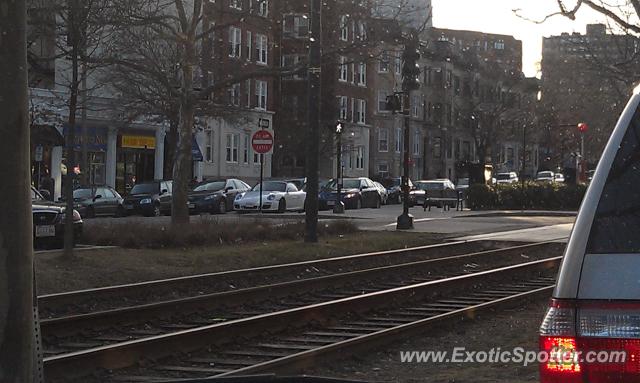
[578,122,588,133]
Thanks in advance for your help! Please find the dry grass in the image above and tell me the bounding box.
[36,231,446,294]
[81,219,358,249]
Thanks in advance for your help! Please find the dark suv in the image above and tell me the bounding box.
[122,180,173,217]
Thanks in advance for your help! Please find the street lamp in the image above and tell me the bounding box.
[397,31,421,230]
[333,123,345,214]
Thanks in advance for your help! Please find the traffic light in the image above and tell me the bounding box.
[578,122,588,133]
[402,35,421,91]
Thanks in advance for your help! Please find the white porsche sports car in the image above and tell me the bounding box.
[234,181,306,213]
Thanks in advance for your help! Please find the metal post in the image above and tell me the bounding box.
[334,126,344,214]
[259,154,264,214]
[0,0,36,380]
[521,123,526,210]
[305,0,321,242]
[397,92,414,230]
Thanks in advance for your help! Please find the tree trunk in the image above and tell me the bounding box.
[64,0,81,259]
[0,0,36,380]
[171,51,195,225]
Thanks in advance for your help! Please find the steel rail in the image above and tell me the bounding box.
[41,241,559,338]
[43,256,561,380]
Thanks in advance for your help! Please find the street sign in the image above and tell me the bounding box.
[34,145,43,162]
[252,130,273,154]
[258,118,270,129]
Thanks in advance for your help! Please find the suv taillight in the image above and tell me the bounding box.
[540,299,640,382]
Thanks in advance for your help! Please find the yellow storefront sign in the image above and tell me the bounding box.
[121,135,156,149]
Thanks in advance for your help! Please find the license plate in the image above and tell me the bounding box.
[36,225,55,238]
[125,205,134,210]
[188,203,195,209]
[327,200,335,206]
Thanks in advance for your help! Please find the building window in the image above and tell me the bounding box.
[357,21,367,40]
[226,133,239,163]
[433,137,442,158]
[378,51,390,72]
[356,99,366,124]
[254,152,260,164]
[245,80,251,107]
[256,34,268,65]
[378,90,390,112]
[378,128,388,152]
[357,62,366,85]
[411,95,421,118]
[339,56,348,82]
[229,26,241,57]
[378,163,389,179]
[229,0,242,10]
[228,83,240,106]
[395,127,402,153]
[340,15,348,41]
[494,39,505,50]
[255,80,267,110]
[282,54,306,80]
[394,51,402,75]
[283,14,308,38]
[338,96,348,120]
[245,31,252,60]
[254,0,268,16]
[356,146,365,169]
[243,133,250,164]
[413,130,420,155]
[205,129,214,163]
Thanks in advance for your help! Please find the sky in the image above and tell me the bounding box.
[431,0,608,77]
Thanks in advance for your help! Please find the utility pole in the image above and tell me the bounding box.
[0,0,36,380]
[397,31,421,230]
[305,0,322,243]
[333,123,345,214]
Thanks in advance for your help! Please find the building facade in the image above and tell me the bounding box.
[541,23,640,169]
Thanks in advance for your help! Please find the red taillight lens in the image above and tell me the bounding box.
[540,299,640,383]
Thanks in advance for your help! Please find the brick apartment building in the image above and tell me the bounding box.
[369,27,541,183]
[541,23,640,169]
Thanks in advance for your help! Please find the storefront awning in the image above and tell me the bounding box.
[31,124,64,146]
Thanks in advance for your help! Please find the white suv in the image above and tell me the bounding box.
[495,172,519,184]
[539,86,640,382]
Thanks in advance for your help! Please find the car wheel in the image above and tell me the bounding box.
[218,200,227,214]
[374,196,381,209]
[86,206,95,218]
[356,198,362,209]
[278,199,286,213]
[115,205,125,218]
[153,204,161,217]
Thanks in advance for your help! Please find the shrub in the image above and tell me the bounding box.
[82,218,359,249]
[466,184,496,210]
[467,182,587,211]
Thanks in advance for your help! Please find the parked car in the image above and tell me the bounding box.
[122,180,173,217]
[234,181,306,213]
[383,177,415,204]
[495,172,519,184]
[32,187,82,248]
[71,186,124,218]
[535,171,555,183]
[319,177,381,210]
[188,179,250,214]
[554,173,565,183]
[372,181,389,205]
[414,179,457,208]
[538,89,640,383]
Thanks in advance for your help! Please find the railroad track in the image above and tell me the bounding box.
[40,239,518,317]
[41,241,562,357]
[43,249,563,382]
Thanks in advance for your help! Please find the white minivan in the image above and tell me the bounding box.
[539,85,640,382]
